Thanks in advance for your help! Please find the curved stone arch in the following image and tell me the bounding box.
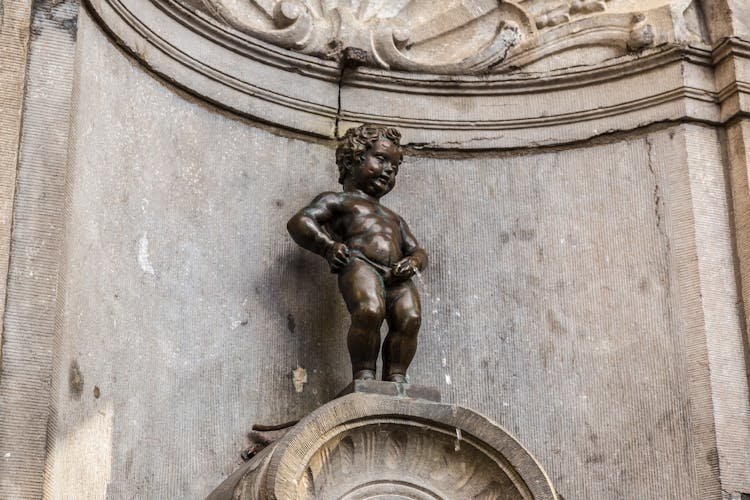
[84,0,718,149]
[215,393,559,499]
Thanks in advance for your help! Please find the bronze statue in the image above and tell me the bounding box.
[287,124,427,383]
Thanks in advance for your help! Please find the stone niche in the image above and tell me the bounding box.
[2,0,750,499]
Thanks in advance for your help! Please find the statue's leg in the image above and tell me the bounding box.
[338,260,386,379]
[382,280,421,382]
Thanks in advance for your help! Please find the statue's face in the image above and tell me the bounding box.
[350,138,402,198]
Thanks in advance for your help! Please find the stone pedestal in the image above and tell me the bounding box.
[336,379,441,402]
[209,389,558,500]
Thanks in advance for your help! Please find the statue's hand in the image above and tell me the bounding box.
[326,242,351,273]
[392,257,418,279]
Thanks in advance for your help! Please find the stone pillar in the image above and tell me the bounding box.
[0,0,79,498]
[0,0,33,493]
[701,3,750,495]
[0,0,32,354]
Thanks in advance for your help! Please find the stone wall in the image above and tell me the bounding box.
[2,1,750,499]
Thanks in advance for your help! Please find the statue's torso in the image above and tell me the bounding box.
[330,195,404,268]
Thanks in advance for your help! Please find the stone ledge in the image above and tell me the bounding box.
[336,379,441,402]
[85,0,722,148]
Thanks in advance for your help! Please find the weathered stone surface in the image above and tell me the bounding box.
[666,124,750,498]
[44,13,349,498]
[0,0,79,498]
[698,4,750,494]
[0,1,32,495]
[38,19,746,494]
[0,0,32,362]
[721,119,750,496]
[701,0,750,46]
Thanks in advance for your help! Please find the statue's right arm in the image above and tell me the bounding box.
[287,192,340,257]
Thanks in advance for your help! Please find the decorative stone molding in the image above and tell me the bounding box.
[180,0,529,73]
[208,392,558,499]
[172,0,702,74]
[85,0,726,148]
[711,37,750,123]
[84,0,728,148]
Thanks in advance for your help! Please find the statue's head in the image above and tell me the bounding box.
[335,125,403,197]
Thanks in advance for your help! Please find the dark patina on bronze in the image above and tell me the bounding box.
[287,124,427,383]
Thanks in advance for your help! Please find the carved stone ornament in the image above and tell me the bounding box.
[208,393,558,499]
[85,0,716,145]
[161,0,686,75]
[179,0,530,73]
[169,0,679,73]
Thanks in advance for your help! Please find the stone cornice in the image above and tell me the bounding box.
[86,0,724,148]
[712,36,750,64]
[343,46,715,93]
[710,37,750,123]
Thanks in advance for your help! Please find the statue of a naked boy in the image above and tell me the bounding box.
[287,124,427,383]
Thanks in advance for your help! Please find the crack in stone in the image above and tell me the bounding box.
[645,133,672,307]
[334,46,369,138]
[645,135,665,238]
[416,136,508,149]
[335,69,343,138]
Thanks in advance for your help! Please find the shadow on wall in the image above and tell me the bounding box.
[252,241,351,424]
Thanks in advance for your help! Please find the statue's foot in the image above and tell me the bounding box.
[385,374,407,384]
[353,369,376,381]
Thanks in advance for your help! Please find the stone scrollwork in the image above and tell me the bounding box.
[172,0,699,73]
[181,0,535,73]
[183,0,316,51]
[177,0,662,73]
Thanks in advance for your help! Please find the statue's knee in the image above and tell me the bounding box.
[352,302,385,325]
[401,311,421,334]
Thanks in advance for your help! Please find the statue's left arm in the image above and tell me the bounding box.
[393,217,427,278]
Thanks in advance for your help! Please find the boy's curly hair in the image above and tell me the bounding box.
[335,124,402,185]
